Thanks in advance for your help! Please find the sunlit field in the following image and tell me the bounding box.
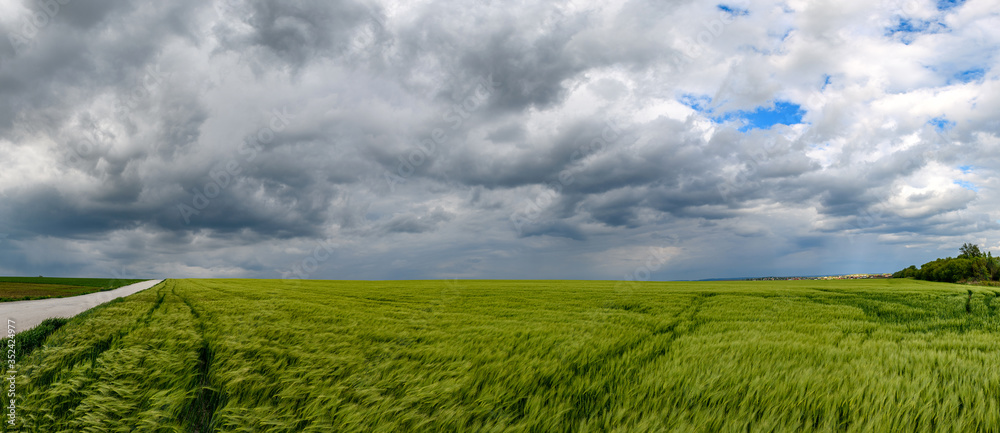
[6,278,1000,432]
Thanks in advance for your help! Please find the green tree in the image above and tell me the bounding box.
[987,251,1000,281]
[959,242,983,259]
[972,258,989,282]
[894,245,1000,283]
[893,265,918,279]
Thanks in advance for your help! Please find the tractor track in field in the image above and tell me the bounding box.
[173,282,225,433]
[31,281,227,431]
[30,281,169,392]
[579,294,707,372]
[547,294,710,425]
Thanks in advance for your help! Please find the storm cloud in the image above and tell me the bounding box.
[1,0,999,280]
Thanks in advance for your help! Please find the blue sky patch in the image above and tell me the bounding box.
[959,165,973,174]
[717,4,750,17]
[681,95,805,132]
[954,180,979,192]
[679,93,713,112]
[885,18,947,44]
[887,18,930,35]
[936,0,966,10]
[954,68,985,83]
[724,101,805,132]
[929,117,955,131]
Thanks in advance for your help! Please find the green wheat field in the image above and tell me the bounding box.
[5,278,1000,432]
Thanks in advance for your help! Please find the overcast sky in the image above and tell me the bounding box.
[1,0,998,281]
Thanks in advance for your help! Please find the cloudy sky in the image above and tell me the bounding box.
[1,0,998,281]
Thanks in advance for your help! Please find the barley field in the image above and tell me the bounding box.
[5,278,1000,432]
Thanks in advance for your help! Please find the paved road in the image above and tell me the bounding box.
[1,279,164,333]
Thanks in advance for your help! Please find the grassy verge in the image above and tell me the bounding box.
[10,318,71,359]
[0,277,146,302]
[5,278,1000,432]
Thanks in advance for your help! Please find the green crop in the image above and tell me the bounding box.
[5,278,1000,432]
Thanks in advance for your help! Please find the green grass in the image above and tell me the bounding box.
[5,278,1000,432]
[7,317,71,360]
[0,277,146,302]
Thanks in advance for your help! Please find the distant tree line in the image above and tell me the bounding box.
[893,243,1000,283]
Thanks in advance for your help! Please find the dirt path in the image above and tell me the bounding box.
[0,279,164,333]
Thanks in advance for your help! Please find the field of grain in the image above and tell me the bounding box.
[5,278,1000,432]
[0,277,146,302]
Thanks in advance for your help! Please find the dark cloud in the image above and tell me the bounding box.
[214,0,373,71]
[0,0,998,279]
[376,207,454,234]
